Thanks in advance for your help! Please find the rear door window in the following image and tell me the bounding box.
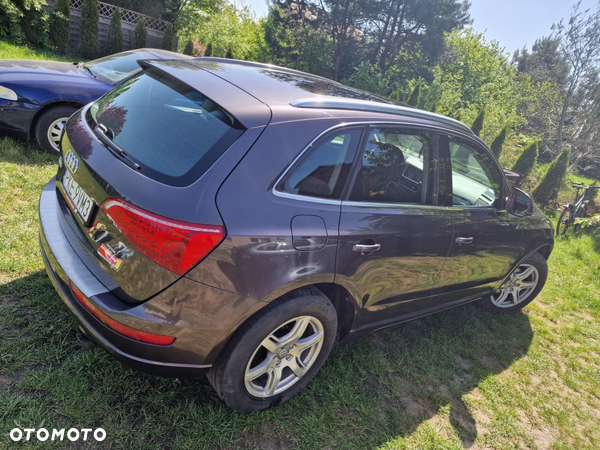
[278,128,363,200]
[88,69,244,187]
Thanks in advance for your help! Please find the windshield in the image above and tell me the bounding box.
[88,68,244,186]
[85,51,161,84]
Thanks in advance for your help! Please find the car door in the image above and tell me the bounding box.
[335,126,454,332]
[430,133,525,306]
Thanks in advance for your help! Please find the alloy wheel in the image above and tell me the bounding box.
[244,316,324,398]
[491,263,539,308]
[47,117,68,152]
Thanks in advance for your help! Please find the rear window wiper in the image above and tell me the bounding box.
[93,124,140,170]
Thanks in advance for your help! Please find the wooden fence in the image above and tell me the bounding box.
[46,0,169,53]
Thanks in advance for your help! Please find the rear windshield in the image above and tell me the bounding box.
[88,69,244,186]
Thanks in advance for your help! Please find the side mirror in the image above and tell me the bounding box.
[506,188,533,217]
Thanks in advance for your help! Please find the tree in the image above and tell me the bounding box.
[161,22,175,51]
[179,3,268,62]
[471,109,485,136]
[49,0,70,53]
[552,3,600,154]
[134,17,146,49]
[532,149,570,205]
[225,47,233,58]
[80,0,99,58]
[368,0,471,77]
[105,7,123,55]
[512,141,538,178]
[183,38,194,55]
[427,30,526,140]
[490,126,508,159]
[406,82,421,107]
[266,0,470,82]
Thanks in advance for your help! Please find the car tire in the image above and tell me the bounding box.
[207,288,337,412]
[34,106,77,154]
[477,252,548,314]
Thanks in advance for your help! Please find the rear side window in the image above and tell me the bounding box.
[88,69,244,187]
[278,129,363,200]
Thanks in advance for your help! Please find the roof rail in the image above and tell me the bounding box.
[290,97,472,133]
[192,57,336,83]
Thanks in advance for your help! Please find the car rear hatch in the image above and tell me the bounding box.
[55,59,271,303]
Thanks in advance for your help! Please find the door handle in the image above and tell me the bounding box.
[352,243,381,254]
[455,237,473,245]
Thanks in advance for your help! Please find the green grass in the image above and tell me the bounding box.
[0,41,76,63]
[1,140,600,450]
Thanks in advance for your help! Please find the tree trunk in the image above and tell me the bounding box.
[556,97,569,156]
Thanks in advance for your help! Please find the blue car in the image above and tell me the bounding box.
[0,48,190,153]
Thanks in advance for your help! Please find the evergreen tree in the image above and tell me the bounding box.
[134,18,146,49]
[471,109,485,136]
[204,42,213,57]
[49,0,70,54]
[161,22,174,51]
[532,149,570,205]
[406,82,421,107]
[183,39,194,56]
[225,47,233,58]
[80,0,99,59]
[105,7,123,55]
[490,126,508,159]
[512,141,538,178]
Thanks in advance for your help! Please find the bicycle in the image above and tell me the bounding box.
[556,182,600,236]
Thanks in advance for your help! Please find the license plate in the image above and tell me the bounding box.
[62,170,94,224]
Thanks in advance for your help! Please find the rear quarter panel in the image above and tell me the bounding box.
[187,119,345,302]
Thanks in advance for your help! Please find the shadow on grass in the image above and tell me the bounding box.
[0,136,56,166]
[0,271,534,449]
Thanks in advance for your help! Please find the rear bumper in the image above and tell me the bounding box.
[39,178,215,377]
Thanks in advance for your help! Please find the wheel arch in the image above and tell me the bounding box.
[30,100,83,138]
[207,282,358,366]
[535,243,553,261]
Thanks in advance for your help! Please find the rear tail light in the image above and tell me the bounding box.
[100,198,224,275]
[69,281,175,345]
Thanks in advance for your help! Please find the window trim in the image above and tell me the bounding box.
[342,124,440,207]
[272,124,366,204]
[439,132,510,210]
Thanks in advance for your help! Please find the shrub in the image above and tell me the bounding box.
[204,42,213,56]
[105,7,123,55]
[80,0,99,58]
[575,214,600,231]
[134,17,146,49]
[49,0,70,53]
[161,22,174,51]
[183,38,194,56]
[225,47,233,58]
[388,90,400,102]
[532,149,570,206]
[490,126,508,159]
[406,82,421,107]
[429,101,438,113]
[512,141,538,179]
[471,109,485,137]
